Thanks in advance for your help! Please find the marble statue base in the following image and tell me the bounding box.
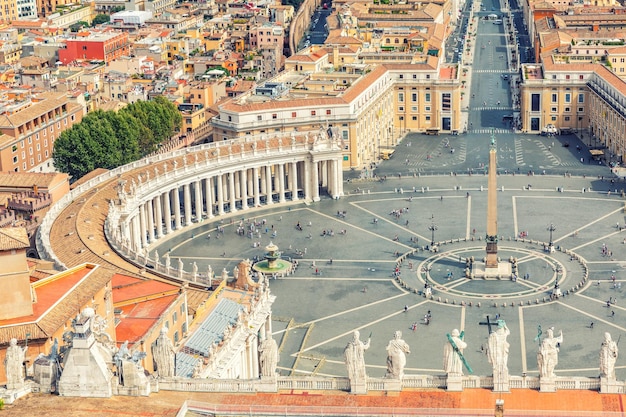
[492,375,510,393]
[471,262,512,280]
[600,376,622,394]
[539,377,556,392]
[0,382,32,405]
[383,378,402,392]
[446,374,463,392]
[256,376,279,393]
[348,378,367,394]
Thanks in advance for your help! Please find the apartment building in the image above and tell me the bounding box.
[0,91,84,172]
[58,31,131,65]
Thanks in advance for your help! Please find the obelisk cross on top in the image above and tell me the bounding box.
[485,129,499,268]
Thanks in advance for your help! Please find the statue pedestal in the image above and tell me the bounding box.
[383,378,402,392]
[600,377,621,394]
[257,376,279,393]
[539,377,556,392]
[0,382,32,405]
[492,374,510,392]
[446,374,463,392]
[348,378,367,394]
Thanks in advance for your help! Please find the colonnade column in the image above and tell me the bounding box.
[173,187,181,230]
[335,158,344,197]
[291,162,299,201]
[228,173,237,212]
[204,177,214,218]
[163,190,172,234]
[253,167,260,207]
[240,169,248,210]
[217,174,225,215]
[139,203,147,248]
[154,194,163,238]
[251,335,259,379]
[312,161,320,202]
[194,180,203,222]
[132,215,141,251]
[183,183,192,226]
[278,164,286,203]
[146,199,155,243]
[304,161,311,201]
[265,165,273,204]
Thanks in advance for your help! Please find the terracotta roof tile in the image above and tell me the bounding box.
[0,227,29,249]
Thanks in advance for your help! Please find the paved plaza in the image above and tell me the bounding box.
[152,131,626,382]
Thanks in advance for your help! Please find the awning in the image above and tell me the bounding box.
[590,149,604,156]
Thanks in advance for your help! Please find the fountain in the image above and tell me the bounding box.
[252,242,292,276]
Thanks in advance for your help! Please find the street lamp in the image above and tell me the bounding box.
[547,223,556,252]
[428,214,438,246]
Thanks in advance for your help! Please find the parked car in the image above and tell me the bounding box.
[541,124,558,136]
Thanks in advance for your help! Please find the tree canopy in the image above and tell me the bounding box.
[53,98,182,180]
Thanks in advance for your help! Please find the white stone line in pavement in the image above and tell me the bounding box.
[568,227,623,251]
[273,291,412,338]
[293,299,434,355]
[460,306,466,333]
[518,306,527,373]
[466,196,472,240]
[512,196,519,237]
[559,299,626,333]
[348,201,423,247]
[444,279,469,290]
[575,293,626,313]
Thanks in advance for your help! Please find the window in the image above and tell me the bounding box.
[12,156,17,163]
[399,116,404,121]
[272,113,277,119]
[411,106,417,112]
[173,312,178,323]
[326,110,331,115]
[565,107,571,113]
[11,145,16,152]
[257,115,262,121]
[22,162,26,170]
[425,115,431,121]
[174,331,179,343]
[398,106,404,111]
[578,107,584,112]
[412,116,417,121]
[399,74,404,79]
[578,93,584,103]
[551,116,557,121]
[551,107,557,112]
[21,151,24,158]
[44,139,48,147]
[565,93,571,103]
[36,143,40,151]
[565,75,570,80]
[442,93,451,112]
[412,74,417,79]
[411,93,417,102]
[398,93,404,102]
[29,147,33,155]
[20,141,23,148]
[551,94,557,103]
[531,94,541,112]
[311,110,316,116]
[425,106,431,112]
[37,155,41,162]
[291,112,296,118]
[28,137,32,144]
[425,93,431,102]
[564,116,570,121]
[45,150,48,157]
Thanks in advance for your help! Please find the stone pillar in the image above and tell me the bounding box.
[247,169,254,202]
[194,180,203,222]
[217,174,225,215]
[234,171,241,200]
[146,199,155,243]
[260,167,267,195]
[154,195,163,238]
[229,173,237,212]
[335,159,344,197]
[251,334,259,378]
[265,165,273,205]
[291,162,299,201]
[304,161,311,201]
[240,169,248,210]
[312,161,320,202]
[163,190,172,234]
[205,177,214,218]
[139,203,147,248]
[253,167,261,207]
[278,164,286,203]
[183,183,192,226]
[173,187,181,230]
[131,215,140,251]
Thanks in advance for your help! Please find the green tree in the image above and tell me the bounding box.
[92,14,111,26]
[54,99,181,180]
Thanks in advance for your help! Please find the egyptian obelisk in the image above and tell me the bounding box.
[485,130,498,268]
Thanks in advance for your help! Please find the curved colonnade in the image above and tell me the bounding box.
[36,133,344,285]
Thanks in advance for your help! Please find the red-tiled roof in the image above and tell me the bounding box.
[115,294,177,345]
[112,273,179,304]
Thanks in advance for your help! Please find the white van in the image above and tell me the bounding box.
[493,19,503,24]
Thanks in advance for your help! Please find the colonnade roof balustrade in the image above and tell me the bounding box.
[37,131,343,312]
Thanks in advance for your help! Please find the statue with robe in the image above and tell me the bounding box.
[487,320,510,377]
[344,330,370,381]
[152,328,176,377]
[385,331,410,379]
[600,332,619,379]
[5,338,27,389]
[444,329,467,375]
[258,335,279,378]
[537,328,563,378]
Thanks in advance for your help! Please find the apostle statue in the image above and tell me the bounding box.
[537,328,563,378]
[385,330,410,379]
[258,335,279,378]
[444,329,467,376]
[344,330,370,381]
[152,327,176,377]
[5,338,27,389]
[487,320,510,376]
[600,332,619,380]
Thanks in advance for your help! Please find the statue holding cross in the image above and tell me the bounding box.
[444,329,471,375]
